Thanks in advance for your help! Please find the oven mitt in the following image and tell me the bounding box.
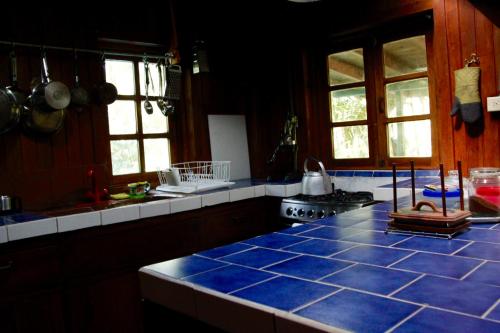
[450,67,481,123]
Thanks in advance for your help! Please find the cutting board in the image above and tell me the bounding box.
[208,115,251,180]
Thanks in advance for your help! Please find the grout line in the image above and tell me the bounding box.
[227,275,280,295]
[316,263,358,281]
[424,304,500,323]
[385,305,427,333]
[260,254,302,270]
[450,240,475,255]
[388,274,426,297]
[389,235,416,247]
[460,260,488,280]
[290,288,345,313]
[195,245,258,260]
[481,298,500,319]
[278,237,313,249]
[179,263,231,280]
[387,251,418,268]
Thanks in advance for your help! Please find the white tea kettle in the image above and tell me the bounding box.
[301,157,333,196]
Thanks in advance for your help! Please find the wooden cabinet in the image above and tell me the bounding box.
[0,196,282,333]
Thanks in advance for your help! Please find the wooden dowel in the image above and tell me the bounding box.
[440,164,447,217]
[458,161,464,210]
[410,161,416,207]
[392,163,397,213]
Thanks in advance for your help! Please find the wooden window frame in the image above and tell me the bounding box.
[107,57,172,188]
[325,25,438,169]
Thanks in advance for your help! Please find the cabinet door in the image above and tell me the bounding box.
[0,288,65,333]
[64,271,142,333]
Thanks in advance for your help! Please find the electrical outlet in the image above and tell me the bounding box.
[487,96,500,112]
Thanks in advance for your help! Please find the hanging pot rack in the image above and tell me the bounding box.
[0,40,174,60]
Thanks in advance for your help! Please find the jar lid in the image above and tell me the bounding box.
[470,167,500,178]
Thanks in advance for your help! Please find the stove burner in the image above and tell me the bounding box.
[280,190,375,222]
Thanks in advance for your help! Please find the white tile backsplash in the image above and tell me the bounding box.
[265,184,286,197]
[7,218,57,241]
[229,187,255,202]
[0,226,8,243]
[170,196,202,214]
[101,205,140,225]
[140,200,171,219]
[254,185,266,197]
[202,191,230,207]
[57,211,101,232]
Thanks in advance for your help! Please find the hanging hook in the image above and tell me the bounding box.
[464,53,480,67]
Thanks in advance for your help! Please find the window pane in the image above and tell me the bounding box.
[384,36,427,78]
[144,139,170,172]
[328,48,364,86]
[105,60,135,95]
[107,101,137,135]
[139,61,161,97]
[330,87,367,123]
[141,102,168,134]
[111,140,140,175]
[388,120,431,157]
[386,78,429,118]
[332,125,369,159]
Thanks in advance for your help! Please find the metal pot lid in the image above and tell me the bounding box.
[45,82,71,110]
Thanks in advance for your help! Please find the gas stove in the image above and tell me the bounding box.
[280,189,375,222]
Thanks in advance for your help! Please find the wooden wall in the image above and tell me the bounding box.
[0,1,498,210]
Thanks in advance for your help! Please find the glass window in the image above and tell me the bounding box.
[328,49,365,86]
[107,101,137,135]
[332,125,369,159]
[386,78,430,118]
[387,120,432,157]
[105,60,135,95]
[110,140,140,175]
[144,138,170,172]
[330,87,367,122]
[383,36,427,78]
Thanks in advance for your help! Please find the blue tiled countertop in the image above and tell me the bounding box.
[140,197,500,333]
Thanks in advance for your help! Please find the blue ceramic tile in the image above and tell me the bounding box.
[349,219,388,231]
[494,224,500,230]
[265,255,352,280]
[326,170,336,176]
[4,213,48,224]
[321,264,421,295]
[219,248,297,269]
[183,265,275,293]
[150,255,227,279]
[348,209,392,221]
[197,243,254,259]
[394,236,470,254]
[395,308,500,333]
[314,215,365,227]
[373,171,393,177]
[299,226,362,241]
[415,170,440,177]
[343,230,410,246]
[396,171,412,177]
[242,232,308,249]
[456,242,500,261]
[456,228,500,244]
[464,262,500,287]
[332,245,414,267]
[470,223,498,229]
[392,252,482,279]
[335,170,354,177]
[277,224,321,235]
[394,275,500,316]
[295,289,419,333]
[354,171,374,177]
[487,303,500,321]
[283,238,356,256]
[232,276,338,311]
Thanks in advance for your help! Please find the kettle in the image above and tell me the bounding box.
[301,157,333,196]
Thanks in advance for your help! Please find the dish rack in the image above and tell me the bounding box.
[156,161,235,193]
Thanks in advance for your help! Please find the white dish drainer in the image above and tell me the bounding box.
[156,161,235,193]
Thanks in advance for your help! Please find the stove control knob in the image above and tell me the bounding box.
[286,207,294,216]
[317,210,325,218]
[307,210,315,218]
[297,209,305,217]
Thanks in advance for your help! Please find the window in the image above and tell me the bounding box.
[106,59,171,180]
[327,33,434,167]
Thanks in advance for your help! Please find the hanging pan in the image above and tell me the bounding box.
[0,50,23,134]
[95,54,117,105]
[70,51,90,111]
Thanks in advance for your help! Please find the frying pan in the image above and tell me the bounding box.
[70,52,90,111]
[0,50,22,134]
[95,54,117,105]
[30,50,71,111]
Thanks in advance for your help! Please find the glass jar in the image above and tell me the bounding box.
[468,167,500,216]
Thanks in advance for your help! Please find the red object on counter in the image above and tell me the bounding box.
[84,167,109,203]
[476,187,500,206]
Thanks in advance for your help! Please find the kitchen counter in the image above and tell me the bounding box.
[139,196,500,333]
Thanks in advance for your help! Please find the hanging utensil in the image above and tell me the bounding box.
[0,50,22,134]
[70,51,90,111]
[95,54,118,105]
[29,49,71,111]
[156,58,166,112]
[6,49,27,106]
[143,56,153,115]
